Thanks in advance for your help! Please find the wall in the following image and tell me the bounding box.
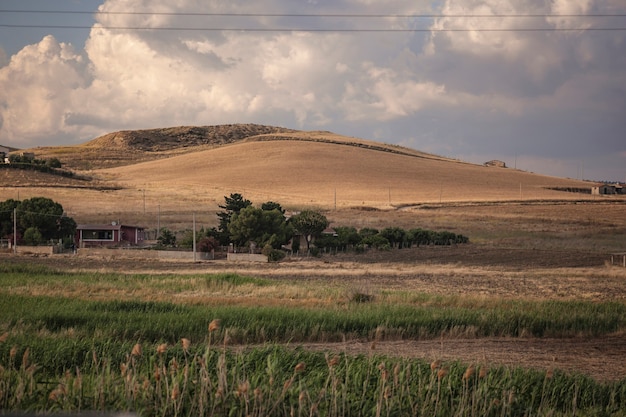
[77,248,214,261]
[227,253,268,262]
[15,245,60,255]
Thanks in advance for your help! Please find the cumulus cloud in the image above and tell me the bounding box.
[0,0,624,179]
[0,36,92,143]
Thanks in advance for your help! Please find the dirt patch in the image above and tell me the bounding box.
[297,336,626,382]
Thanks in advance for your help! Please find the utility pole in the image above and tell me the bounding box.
[193,213,197,262]
[439,181,443,203]
[157,205,161,241]
[13,208,17,254]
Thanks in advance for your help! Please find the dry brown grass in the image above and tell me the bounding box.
[96,139,596,209]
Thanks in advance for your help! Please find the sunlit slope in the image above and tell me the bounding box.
[98,139,591,208]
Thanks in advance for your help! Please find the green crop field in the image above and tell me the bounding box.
[1,264,626,416]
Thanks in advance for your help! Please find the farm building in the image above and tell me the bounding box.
[76,223,145,248]
[591,183,624,195]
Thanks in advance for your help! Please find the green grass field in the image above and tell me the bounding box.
[1,265,626,416]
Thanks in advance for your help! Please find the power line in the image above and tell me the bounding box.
[1,10,626,18]
[1,24,625,32]
[2,10,624,32]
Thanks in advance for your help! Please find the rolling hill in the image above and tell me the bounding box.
[1,124,607,216]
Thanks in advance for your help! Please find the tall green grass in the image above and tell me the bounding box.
[1,340,625,416]
[2,266,625,415]
[2,292,624,343]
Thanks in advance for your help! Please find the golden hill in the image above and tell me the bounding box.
[97,133,594,209]
[30,124,451,170]
[2,125,608,217]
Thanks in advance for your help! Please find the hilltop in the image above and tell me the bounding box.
[28,124,453,170]
[83,124,298,152]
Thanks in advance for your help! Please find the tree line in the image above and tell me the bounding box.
[167,193,468,259]
[0,153,78,178]
[315,226,469,253]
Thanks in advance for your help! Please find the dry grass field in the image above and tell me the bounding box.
[2,125,626,382]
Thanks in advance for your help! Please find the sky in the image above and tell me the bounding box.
[1,0,625,182]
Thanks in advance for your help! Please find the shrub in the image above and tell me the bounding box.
[266,249,286,263]
[23,227,43,245]
[350,291,375,303]
[156,228,176,247]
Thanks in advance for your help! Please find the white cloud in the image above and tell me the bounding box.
[0,0,624,179]
[0,36,92,144]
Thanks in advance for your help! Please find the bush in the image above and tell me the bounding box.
[156,228,176,248]
[263,244,286,262]
[46,158,62,168]
[266,249,286,263]
[23,227,43,245]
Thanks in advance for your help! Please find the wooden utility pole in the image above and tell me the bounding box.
[193,213,197,262]
[13,208,17,254]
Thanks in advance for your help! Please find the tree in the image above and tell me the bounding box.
[334,226,361,251]
[12,197,76,243]
[408,228,431,247]
[380,227,407,248]
[17,197,63,240]
[157,228,177,247]
[0,199,20,238]
[216,193,252,245]
[361,234,391,250]
[261,201,285,214]
[229,206,292,250]
[358,227,379,240]
[289,210,329,251]
[198,236,218,253]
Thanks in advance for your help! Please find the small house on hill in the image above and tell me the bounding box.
[484,160,507,168]
[76,223,145,248]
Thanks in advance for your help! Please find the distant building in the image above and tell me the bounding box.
[76,223,145,248]
[0,145,9,163]
[592,184,614,195]
[592,183,624,195]
[484,160,507,168]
